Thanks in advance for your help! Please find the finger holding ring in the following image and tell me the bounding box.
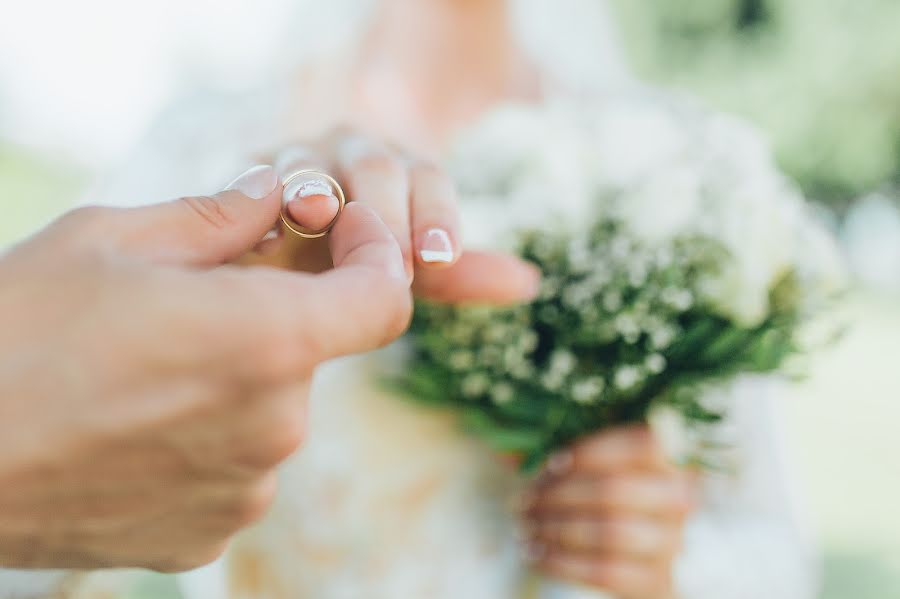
[276,147,346,239]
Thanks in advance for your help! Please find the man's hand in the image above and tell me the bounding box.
[0,165,410,572]
[249,132,541,305]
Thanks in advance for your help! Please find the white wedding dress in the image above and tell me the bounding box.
[0,1,818,598]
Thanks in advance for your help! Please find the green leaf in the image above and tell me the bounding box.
[699,327,754,364]
[666,317,721,362]
[461,410,546,453]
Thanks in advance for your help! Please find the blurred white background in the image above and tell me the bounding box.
[0,0,298,167]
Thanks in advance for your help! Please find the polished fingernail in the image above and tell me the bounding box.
[543,451,573,476]
[418,228,454,263]
[283,174,339,206]
[225,165,278,200]
[283,174,342,231]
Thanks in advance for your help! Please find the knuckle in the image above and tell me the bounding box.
[410,160,445,180]
[356,270,412,349]
[411,161,455,193]
[264,416,307,465]
[230,478,278,527]
[380,285,413,345]
[179,194,235,231]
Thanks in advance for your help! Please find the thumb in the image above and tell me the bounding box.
[113,164,283,266]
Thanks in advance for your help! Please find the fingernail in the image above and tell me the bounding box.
[419,228,454,263]
[283,174,339,205]
[283,175,342,231]
[543,451,573,476]
[225,165,278,200]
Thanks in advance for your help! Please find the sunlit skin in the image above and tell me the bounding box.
[286,192,341,232]
[265,1,696,596]
[0,171,413,570]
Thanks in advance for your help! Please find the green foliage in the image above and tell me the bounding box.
[610,0,900,208]
[397,218,805,471]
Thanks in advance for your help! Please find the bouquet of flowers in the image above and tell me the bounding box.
[396,93,845,472]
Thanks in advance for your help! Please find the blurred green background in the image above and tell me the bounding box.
[1,0,899,597]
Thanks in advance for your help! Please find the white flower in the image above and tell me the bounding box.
[541,371,566,392]
[448,91,841,330]
[519,330,540,352]
[615,314,641,343]
[448,351,475,371]
[549,349,577,376]
[461,373,490,398]
[614,366,643,391]
[603,291,623,312]
[661,288,694,312]
[491,383,515,405]
[617,165,703,244]
[571,377,606,404]
[650,326,678,350]
[587,94,693,190]
[645,354,668,375]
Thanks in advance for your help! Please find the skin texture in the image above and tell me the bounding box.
[0,172,414,571]
[252,130,542,305]
[337,2,699,594]
[524,427,697,598]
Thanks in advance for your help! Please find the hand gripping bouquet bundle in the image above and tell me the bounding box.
[395,92,845,596]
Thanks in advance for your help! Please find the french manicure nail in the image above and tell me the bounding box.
[283,174,338,205]
[225,165,278,200]
[419,228,454,263]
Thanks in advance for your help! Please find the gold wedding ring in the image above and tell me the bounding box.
[279,169,347,239]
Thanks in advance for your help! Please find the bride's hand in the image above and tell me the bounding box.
[249,130,540,305]
[523,427,696,599]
